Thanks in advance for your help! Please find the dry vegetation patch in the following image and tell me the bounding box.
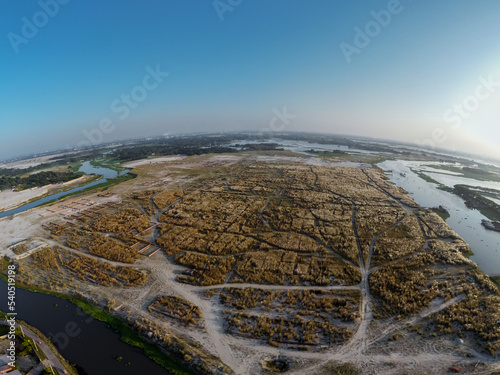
[91,208,150,234]
[130,189,158,215]
[417,210,460,239]
[152,189,183,209]
[226,312,352,347]
[220,288,360,322]
[66,229,139,263]
[431,269,500,354]
[10,242,29,255]
[363,167,418,207]
[234,251,361,286]
[61,250,146,287]
[370,252,442,316]
[175,252,235,286]
[355,202,407,257]
[15,246,146,290]
[158,227,257,256]
[370,239,500,355]
[32,247,59,269]
[148,295,202,327]
[156,164,375,288]
[372,215,426,266]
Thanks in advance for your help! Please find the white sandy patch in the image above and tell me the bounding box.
[6,239,48,260]
[0,212,46,252]
[206,154,241,162]
[250,154,371,168]
[0,187,50,211]
[0,152,78,170]
[0,175,91,212]
[121,156,186,168]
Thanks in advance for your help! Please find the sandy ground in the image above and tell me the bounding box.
[0,175,91,212]
[121,156,186,168]
[0,210,46,250]
[0,186,122,250]
[0,187,51,211]
[0,151,78,169]
[2,154,500,375]
[250,154,371,168]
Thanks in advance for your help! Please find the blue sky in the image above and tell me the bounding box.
[1,0,500,160]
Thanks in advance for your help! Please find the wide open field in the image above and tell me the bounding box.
[2,152,499,375]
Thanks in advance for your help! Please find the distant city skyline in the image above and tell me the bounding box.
[1,1,500,160]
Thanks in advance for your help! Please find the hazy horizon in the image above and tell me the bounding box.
[2,1,500,160]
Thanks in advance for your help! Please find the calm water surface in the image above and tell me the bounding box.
[0,162,128,219]
[0,279,173,375]
[0,161,175,374]
[379,160,500,275]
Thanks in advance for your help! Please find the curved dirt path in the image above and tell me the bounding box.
[111,165,483,375]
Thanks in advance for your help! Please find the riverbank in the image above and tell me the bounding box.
[90,158,127,174]
[423,163,500,183]
[0,313,79,375]
[0,268,193,375]
[0,174,101,214]
[453,185,500,221]
[410,168,453,192]
[490,276,500,290]
[39,173,136,207]
[379,159,500,275]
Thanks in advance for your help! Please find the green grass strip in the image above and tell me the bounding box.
[0,273,192,375]
[40,173,136,207]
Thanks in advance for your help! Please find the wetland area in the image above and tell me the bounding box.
[1,137,499,375]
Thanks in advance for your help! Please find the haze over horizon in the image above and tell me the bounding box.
[1,1,500,160]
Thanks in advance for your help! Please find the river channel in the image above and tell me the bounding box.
[379,160,500,275]
[0,278,172,375]
[0,162,128,219]
[0,161,177,374]
[1,154,499,374]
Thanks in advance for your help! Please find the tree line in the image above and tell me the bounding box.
[0,170,83,191]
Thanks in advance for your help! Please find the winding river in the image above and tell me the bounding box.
[0,162,128,219]
[0,278,172,375]
[1,154,499,374]
[0,161,176,375]
[378,160,500,275]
